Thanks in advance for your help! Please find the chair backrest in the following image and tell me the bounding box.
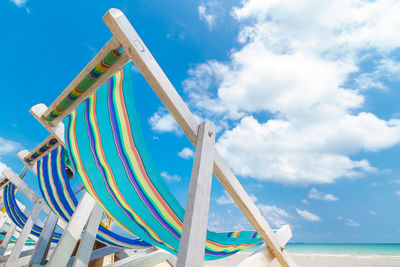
[63,62,262,260]
[2,167,61,244]
[37,145,151,249]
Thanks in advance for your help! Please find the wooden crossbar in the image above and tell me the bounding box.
[26,8,297,267]
[0,177,11,190]
[42,38,129,127]
[23,135,59,165]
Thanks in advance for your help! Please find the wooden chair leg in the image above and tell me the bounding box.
[177,121,215,267]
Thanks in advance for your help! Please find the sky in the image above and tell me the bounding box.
[1,0,400,243]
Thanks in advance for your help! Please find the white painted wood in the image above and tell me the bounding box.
[0,178,10,190]
[43,38,130,127]
[106,250,173,267]
[237,225,292,267]
[23,135,60,165]
[47,192,97,267]
[30,51,129,134]
[1,168,63,226]
[103,8,296,267]
[275,225,292,248]
[72,203,103,267]
[0,223,16,256]
[30,104,66,147]
[0,212,11,231]
[6,200,43,267]
[2,168,40,209]
[17,150,37,175]
[176,122,215,267]
[23,8,296,266]
[103,9,199,145]
[103,248,156,267]
[29,211,58,265]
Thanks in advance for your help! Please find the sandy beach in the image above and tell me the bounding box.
[190,245,400,267]
[290,253,400,267]
[203,254,400,267]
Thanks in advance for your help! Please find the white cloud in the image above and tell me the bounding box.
[355,58,400,90]
[345,219,360,227]
[149,110,181,135]
[257,204,291,228]
[369,211,377,215]
[216,192,257,205]
[301,199,309,204]
[308,188,339,201]
[0,137,21,176]
[0,137,20,155]
[198,1,222,30]
[160,171,181,182]
[337,216,343,220]
[10,0,27,7]
[296,208,322,222]
[395,191,400,197]
[183,0,400,185]
[178,147,194,159]
[216,193,234,205]
[0,162,8,175]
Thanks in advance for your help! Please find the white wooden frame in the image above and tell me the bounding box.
[26,8,297,267]
[0,168,66,266]
[17,148,115,267]
[18,143,163,267]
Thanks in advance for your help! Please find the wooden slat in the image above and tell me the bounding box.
[72,203,103,267]
[237,225,292,267]
[1,168,67,230]
[23,135,59,165]
[0,222,17,256]
[17,150,38,174]
[43,38,118,124]
[42,44,130,127]
[176,122,215,267]
[29,212,59,266]
[103,8,296,267]
[106,250,173,267]
[0,177,11,190]
[6,200,43,267]
[30,104,66,147]
[47,192,97,267]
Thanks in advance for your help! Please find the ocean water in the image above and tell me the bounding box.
[286,243,400,258]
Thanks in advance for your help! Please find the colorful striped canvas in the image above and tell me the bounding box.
[64,62,263,260]
[0,232,36,246]
[2,167,61,243]
[37,146,151,249]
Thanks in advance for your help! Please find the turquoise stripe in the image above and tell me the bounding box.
[63,62,262,260]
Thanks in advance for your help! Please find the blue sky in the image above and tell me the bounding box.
[1,0,400,243]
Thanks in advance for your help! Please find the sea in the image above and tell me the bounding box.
[286,243,400,257]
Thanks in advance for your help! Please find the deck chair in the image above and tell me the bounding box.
[0,168,64,266]
[27,8,297,267]
[18,141,172,267]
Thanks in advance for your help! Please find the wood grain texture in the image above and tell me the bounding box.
[176,122,215,267]
[103,8,296,267]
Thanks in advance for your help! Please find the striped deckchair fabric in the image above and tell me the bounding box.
[63,62,263,260]
[36,146,151,249]
[2,167,61,243]
[45,49,123,122]
[0,232,36,246]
